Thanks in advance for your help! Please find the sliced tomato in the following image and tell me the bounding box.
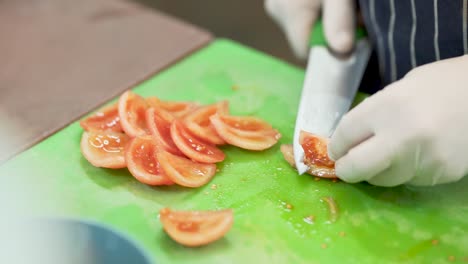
[157,150,216,187]
[80,131,129,169]
[280,144,295,167]
[210,113,281,151]
[184,101,228,145]
[118,91,149,137]
[299,131,336,178]
[300,131,335,167]
[80,104,122,132]
[125,135,173,185]
[145,107,183,156]
[159,208,233,247]
[280,143,337,178]
[146,97,199,118]
[170,120,225,163]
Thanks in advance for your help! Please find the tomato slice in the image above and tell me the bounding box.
[170,120,225,163]
[125,135,173,185]
[146,97,199,118]
[280,143,337,178]
[159,208,233,247]
[80,131,129,169]
[280,144,295,167]
[300,131,336,178]
[210,114,281,151]
[157,150,216,188]
[300,131,335,167]
[183,101,228,145]
[118,91,149,137]
[145,107,183,156]
[80,104,122,132]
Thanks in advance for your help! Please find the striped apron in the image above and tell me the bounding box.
[358,0,468,93]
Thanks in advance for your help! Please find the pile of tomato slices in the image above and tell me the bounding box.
[80,91,282,188]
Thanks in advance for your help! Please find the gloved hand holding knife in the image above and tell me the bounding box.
[266,0,371,174]
[266,0,468,187]
[265,0,356,59]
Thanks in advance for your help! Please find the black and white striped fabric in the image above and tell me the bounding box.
[358,0,468,90]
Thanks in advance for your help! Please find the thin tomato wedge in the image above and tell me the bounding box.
[280,144,295,167]
[170,120,225,163]
[80,131,129,169]
[80,104,122,132]
[146,97,199,118]
[210,113,281,151]
[157,150,216,188]
[184,101,228,145]
[125,135,173,185]
[146,107,183,156]
[118,91,149,137]
[159,208,233,247]
[280,144,336,178]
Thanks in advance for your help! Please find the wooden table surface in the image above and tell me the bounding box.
[0,0,212,164]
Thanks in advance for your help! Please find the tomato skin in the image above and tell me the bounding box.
[159,208,233,247]
[157,150,216,188]
[214,115,274,136]
[170,120,225,163]
[210,114,281,151]
[183,101,228,145]
[125,135,173,186]
[80,104,122,132]
[80,131,129,169]
[145,107,183,156]
[118,91,149,137]
[146,97,199,118]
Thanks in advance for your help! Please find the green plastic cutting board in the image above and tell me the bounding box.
[1,39,467,264]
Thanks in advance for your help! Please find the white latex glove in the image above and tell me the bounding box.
[328,55,468,187]
[265,0,356,59]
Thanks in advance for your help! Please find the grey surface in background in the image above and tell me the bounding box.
[133,0,305,67]
[0,0,212,164]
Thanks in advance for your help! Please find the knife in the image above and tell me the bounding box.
[293,20,371,174]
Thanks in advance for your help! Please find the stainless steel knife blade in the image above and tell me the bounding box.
[293,39,371,174]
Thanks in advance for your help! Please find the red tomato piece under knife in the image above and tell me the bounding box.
[157,150,216,188]
[210,114,281,151]
[299,131,336,178]
[280,144,337,178]
[118,91,149,137]
[80,104,122,132]
[184,101,228,145]
[80,131,129,169]
[170,120,225,163]
[125,135,173,186]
